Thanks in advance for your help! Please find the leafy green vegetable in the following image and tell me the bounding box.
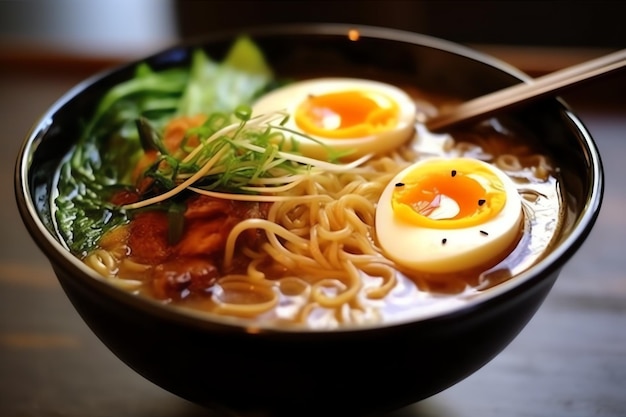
[177,36,273,116]
[54,37,275,256]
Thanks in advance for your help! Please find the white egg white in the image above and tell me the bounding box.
[375,158,523,274]
[251,78,417,160]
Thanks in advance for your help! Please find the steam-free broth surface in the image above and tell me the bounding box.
[52,38,564,329]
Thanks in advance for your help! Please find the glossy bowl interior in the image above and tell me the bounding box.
[15,24,603,416]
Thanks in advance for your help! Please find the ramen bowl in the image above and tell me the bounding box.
[15,24,602,416]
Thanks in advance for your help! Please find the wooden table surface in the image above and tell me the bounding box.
[1,50,625,417]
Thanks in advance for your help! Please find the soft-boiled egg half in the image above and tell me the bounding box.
[252,78,417,160]
[376,157,523,274]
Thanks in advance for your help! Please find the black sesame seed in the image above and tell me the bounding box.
[395,182,405,187]
[451,170,457,177]
[442,238,447,244]
[478,199,486,206]
[480,230,489,236]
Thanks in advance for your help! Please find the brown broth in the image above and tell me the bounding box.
[83,85,564,329]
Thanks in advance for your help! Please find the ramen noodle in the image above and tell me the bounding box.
[53,37,563,329]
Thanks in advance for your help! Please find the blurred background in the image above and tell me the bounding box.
[2,0,625,100]
[3,0,626,49]
[1,0,625,65]
[1,2,625,417]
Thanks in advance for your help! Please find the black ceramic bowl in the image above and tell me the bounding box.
[15,24,603,416]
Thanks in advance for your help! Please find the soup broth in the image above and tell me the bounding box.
[52,38,564,329]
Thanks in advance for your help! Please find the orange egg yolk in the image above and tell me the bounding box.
[391,159,507,229]
[294,90,399,139]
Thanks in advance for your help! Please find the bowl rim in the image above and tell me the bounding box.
[14,23,604,335]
